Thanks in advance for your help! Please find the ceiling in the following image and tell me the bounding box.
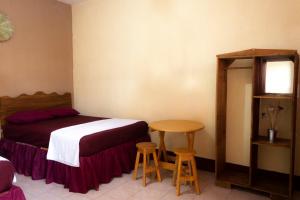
[56,0,85,5]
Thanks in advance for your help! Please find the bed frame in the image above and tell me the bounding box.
[0,91,149,193]
[0,91,72,125]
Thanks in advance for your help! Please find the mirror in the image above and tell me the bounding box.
[265,61,294,94]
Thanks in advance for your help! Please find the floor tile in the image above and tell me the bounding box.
[11,170,278,200]
[130,188,168,200]
[195,184,231,200]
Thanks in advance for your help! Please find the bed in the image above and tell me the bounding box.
[0,92,150,193]
[0,156,26,200]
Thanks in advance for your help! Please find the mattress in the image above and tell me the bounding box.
[2,115,149,156]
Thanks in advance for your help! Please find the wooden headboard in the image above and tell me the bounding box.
[0,91,72,125]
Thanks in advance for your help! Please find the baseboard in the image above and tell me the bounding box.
[165,150,300,191]
[194,155,215,172]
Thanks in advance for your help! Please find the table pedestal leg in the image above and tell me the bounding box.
[158,131,168,161]
[186,132,195,151]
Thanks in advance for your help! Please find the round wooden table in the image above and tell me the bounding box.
[149,120,204,163]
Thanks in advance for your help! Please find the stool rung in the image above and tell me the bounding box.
[159,161,176,171]
[145,166,156,173]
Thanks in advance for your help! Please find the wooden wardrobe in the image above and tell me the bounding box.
[215,49,299,199]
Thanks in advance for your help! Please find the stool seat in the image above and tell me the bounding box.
[132,142,161,186]
[173,148,200,196]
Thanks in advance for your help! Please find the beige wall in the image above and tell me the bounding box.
[72,0,300,174]
[0,0,73,97]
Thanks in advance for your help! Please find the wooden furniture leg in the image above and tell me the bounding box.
[172,155,179,186]
[147,154,150,165]
[192,157,200,194]
[186,132,195,151]
[158,131,168,161]
[176,157,182,196]
[152,150,161,182]
[132,151,141,180]
[188,161,192,186]
[143,149,147,186]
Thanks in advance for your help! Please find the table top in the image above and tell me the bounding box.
[149,120,204,133]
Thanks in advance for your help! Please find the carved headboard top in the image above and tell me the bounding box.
[0,91,72,125]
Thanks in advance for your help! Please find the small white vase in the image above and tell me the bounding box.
[268,129,276,143]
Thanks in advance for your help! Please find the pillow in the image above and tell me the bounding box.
[6,110,52,124]
[46,107,80,118]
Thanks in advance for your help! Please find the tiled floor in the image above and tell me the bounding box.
[14,170,299,200]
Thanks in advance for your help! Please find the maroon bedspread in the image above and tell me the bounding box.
[0,160,15,193]
[0,185,26,200]
[0,136,150,193]
[2,116,149,156]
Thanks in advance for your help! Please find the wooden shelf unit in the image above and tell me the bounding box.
[253,95,293,100]
[215,49,299,200]
[216,166,249,187]
[252,136,291,148]
[252,173,289,198]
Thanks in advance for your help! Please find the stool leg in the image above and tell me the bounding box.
[132,151,140,180]
[143,150,147,186]
[184,161,188,186]
[147,153,150,165]
[188,160,193,186]
[191,157,200,194]
[172,155,178,186]
[152,151,161,182]
[176,157,182,196]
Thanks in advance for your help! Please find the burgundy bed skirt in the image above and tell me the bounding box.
[0,186,26,200]
[0,136,149,193]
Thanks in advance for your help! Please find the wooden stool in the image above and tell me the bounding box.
[173,148,200,196]
[132,142,161,186]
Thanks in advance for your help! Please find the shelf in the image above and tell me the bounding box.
[252,172,289,197]
[218,169,249,187]
[218,168,290,198]
[252,136,291,148]
[253,94,293,99]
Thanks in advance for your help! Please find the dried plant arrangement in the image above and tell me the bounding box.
[261,103,284,142]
